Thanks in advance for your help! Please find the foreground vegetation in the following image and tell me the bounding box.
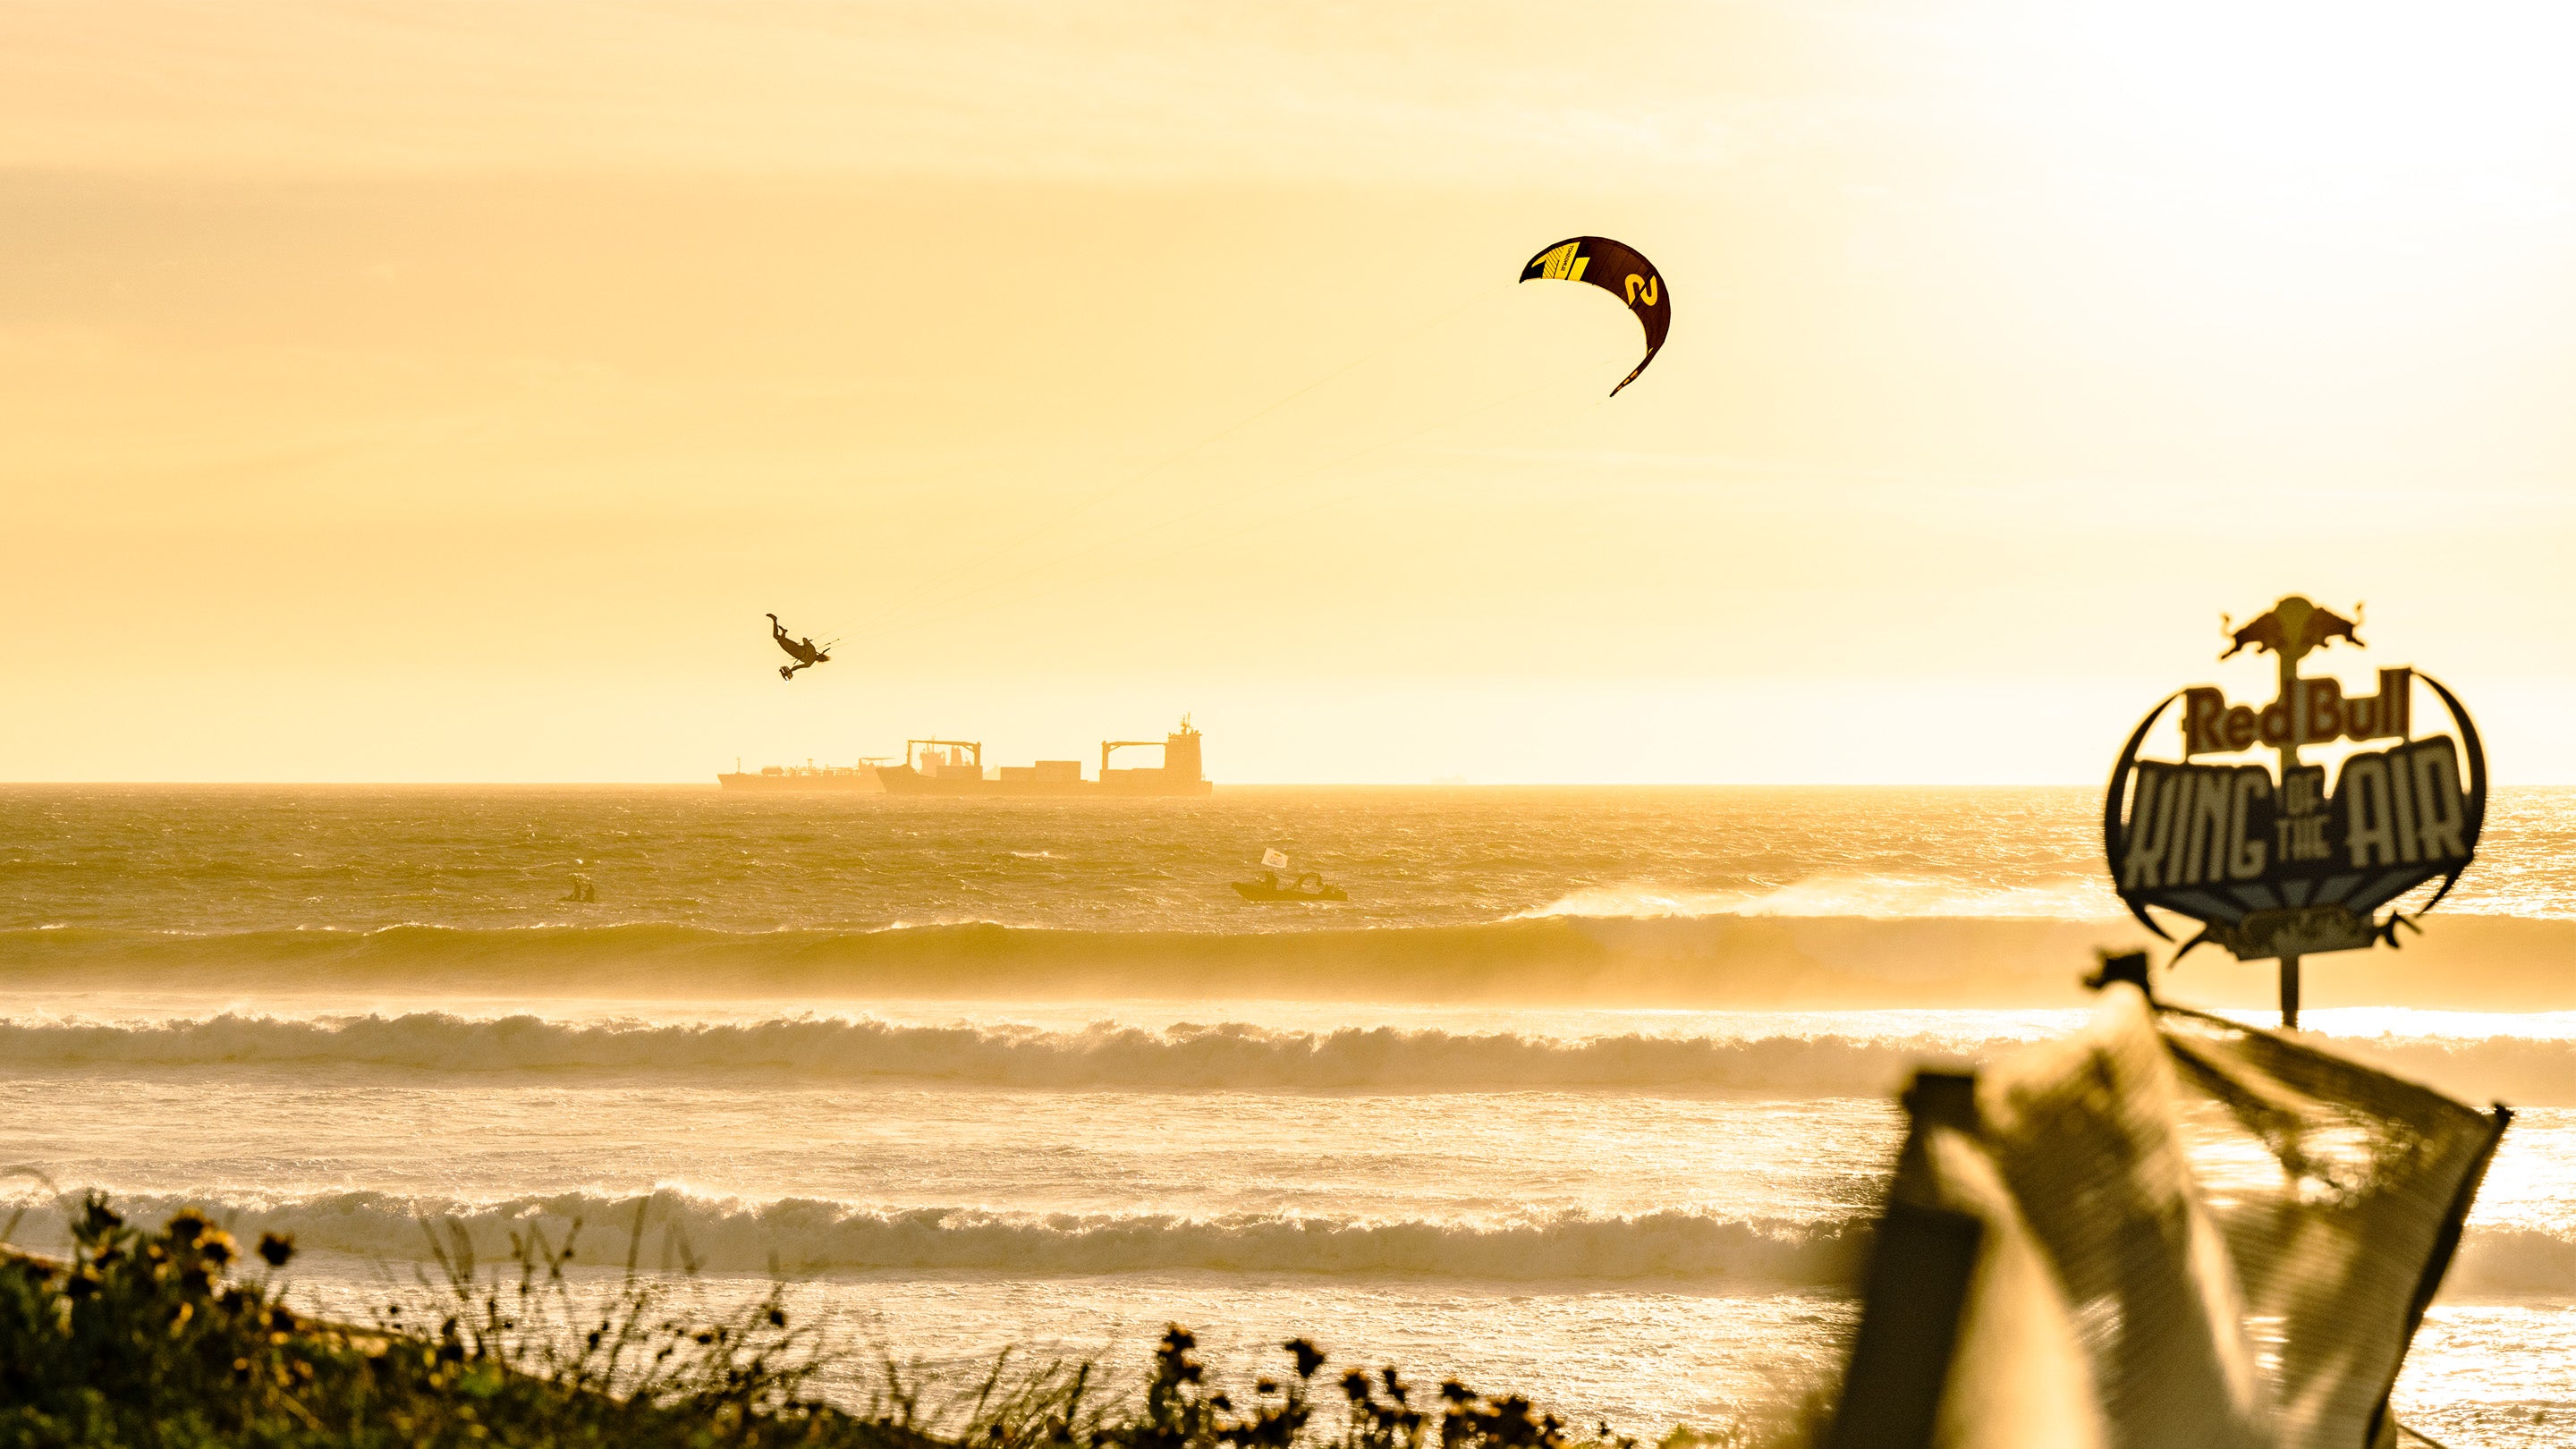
[0,1197,1801,1449]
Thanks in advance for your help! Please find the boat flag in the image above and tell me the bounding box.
[1262,849,1290,869]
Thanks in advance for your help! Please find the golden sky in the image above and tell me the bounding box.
[7,2,2576,783]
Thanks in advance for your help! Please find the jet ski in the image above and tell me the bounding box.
[1232,870,1347,903]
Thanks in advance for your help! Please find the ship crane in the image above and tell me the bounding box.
[907,739,982,770]
[1101,739,1165,777]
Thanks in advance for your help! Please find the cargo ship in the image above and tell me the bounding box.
[717,718,1212,796]
[713,757,888,792]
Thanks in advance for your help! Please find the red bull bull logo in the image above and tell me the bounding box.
[2218,594,2361,664]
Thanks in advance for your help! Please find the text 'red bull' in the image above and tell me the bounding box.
[2181,668,2413,757]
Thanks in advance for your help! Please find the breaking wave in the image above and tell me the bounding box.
[10,1013,2574,1101]
[0,1190,1866,1282]
[0,916,2143,1008]
[15,912,2576,1009]
[2443,1225,2576,1297]
[6,1187,2566,1292]
[0,1013,1985,1095]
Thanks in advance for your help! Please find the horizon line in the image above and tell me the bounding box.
[10,778,2576,790]
[0,777,2109,789]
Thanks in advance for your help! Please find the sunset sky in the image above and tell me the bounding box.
[10,2,2576,783]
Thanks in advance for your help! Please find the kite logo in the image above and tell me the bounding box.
[1532,242,1589,283]
[1625,274,1659,307]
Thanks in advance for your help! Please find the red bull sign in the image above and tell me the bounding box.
[2105,597,2485,970]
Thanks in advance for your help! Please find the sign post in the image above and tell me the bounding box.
[2267,607,2310,1028]
[2104,597,2485,1029]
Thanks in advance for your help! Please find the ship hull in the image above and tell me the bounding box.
[875,767,1210,798]
[716,771,884,792]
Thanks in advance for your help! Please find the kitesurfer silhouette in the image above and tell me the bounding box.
[767,613,831,680]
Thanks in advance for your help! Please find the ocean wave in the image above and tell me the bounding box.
[0,916,2140,1008]
[0,1190,1866,1282]
[2442,1225,2576,1297]
[1517,875,2123,922]
[6,1187,2565,1293]
[14,915,2576,1010]
[0,1013,1977,1095]
[8,1013,2572,1102]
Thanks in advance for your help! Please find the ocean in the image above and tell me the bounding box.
[4,784,2572,1445]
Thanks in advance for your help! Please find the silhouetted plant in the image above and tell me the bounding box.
[0,1194,1814,1448]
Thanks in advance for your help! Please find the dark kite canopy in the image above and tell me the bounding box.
[1519,236,1671,396]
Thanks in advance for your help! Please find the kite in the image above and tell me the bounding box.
[1519,236,1670,395]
